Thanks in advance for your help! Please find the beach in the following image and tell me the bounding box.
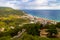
[23,10,60,22]
[23,13,57,24]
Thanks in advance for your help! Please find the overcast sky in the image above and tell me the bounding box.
[0,0,60,10]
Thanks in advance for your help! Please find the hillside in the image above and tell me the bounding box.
[0,7,30,27]
[0,7,25,16]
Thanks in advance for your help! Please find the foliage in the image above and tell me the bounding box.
[0,36,11,40]
[22,23,43,36]
[0,7,25,16]
[18,33,60,40]
[46,24,58,38]
[0,7,60,40]
[56,22,60,28]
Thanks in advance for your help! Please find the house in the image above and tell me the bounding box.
[56,28,60,38]
[40,29,48,37]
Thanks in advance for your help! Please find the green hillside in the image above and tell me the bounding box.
[0,7,25,16]
[0,7,60,40]
[0,7,30,24]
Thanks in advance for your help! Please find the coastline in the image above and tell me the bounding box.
[26,14,58,24]
[22,10,58,24]
[23,10,60,23]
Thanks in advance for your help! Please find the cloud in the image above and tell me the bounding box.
[0,0,60,10]
[21,0,29,2]
[0,0,21,9]
[19,0,60,10]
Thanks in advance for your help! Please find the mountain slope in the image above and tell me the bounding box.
[0,7,25,16]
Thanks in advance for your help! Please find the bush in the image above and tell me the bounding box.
[0,36,11,40]
[22,23,42,36]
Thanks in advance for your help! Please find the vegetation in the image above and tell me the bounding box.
[56,22,60,28]
[46,24,58,38]
[0,7,60,40]
[0,7,25,16]
[22,23,42,36]
[18,33,60,40]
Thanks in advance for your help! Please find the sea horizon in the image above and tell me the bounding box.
[23,10,60,22]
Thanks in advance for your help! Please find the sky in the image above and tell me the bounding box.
[0,0,60,10]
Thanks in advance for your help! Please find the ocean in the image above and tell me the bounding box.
[23,10,60,22]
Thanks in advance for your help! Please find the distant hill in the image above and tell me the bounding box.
[0,7,25,16]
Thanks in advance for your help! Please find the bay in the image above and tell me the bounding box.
[23,10,60,22]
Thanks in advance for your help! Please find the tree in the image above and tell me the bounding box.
[56,22,60,28]
[22,22,43,36]
[47,24,58,38]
